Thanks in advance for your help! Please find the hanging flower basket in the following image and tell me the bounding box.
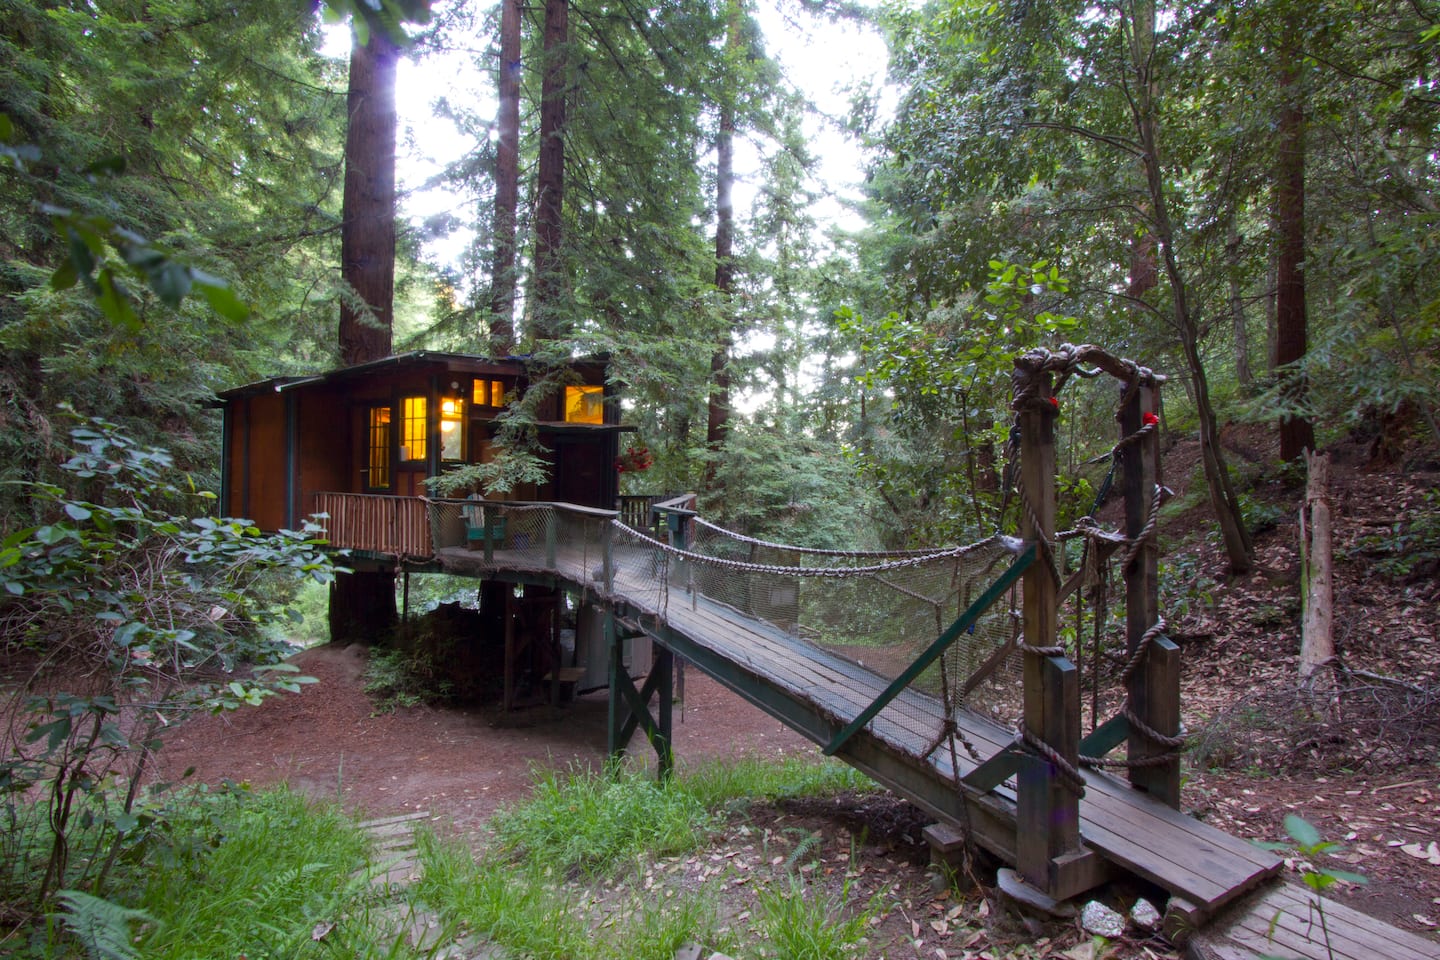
[615,444,653,473]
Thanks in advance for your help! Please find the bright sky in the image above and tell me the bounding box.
[325,2,891,273]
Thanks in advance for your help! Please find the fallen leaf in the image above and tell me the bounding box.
[1400,841,1440,865]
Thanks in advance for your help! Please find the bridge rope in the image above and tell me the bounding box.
[1004,345,1184,788]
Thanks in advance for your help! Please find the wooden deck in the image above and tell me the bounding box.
[437,542,1281,918]
[1190,881,1440,960]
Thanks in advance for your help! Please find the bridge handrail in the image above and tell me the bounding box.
[691,516,954,559]
[613,520,1022,579]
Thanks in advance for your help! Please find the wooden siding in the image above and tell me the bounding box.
[315,492,431,557]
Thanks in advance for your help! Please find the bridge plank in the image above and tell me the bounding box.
[1197,881,1440,960]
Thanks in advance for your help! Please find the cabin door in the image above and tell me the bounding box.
[553,436,608,508]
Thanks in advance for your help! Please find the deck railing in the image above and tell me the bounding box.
[313,492,432,557]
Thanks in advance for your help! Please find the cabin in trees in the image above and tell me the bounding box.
[216,351,624,535]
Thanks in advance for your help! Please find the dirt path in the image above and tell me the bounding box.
[156,644,812,836]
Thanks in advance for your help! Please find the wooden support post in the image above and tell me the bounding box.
[655,647,674,780]
[606,611,624,760]
[1015,363,1082,897]
[1120,380,1180,806]
[503,587,516,713]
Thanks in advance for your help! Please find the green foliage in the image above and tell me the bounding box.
[754,877,878,960]
[1351,487,1440,578]
[0,416,332,908]
[54,889,152,960]
[362,647,452,713]
[1255,814,1367,960]
[493,763,712,876]
[678,755,876,811]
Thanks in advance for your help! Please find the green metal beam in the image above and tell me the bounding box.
[822,544,1036,757]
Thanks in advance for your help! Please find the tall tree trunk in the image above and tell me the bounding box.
[1275,24,1314,460]
[487,0,521,354]
[334,25,399,641]
[1299,450,1333,681]
[532,0,569,342]
[1227,223,1253,392]
[705,3,741,485]
[1128,0,1253,574]
[338,28,398,366]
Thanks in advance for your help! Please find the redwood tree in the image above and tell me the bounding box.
[1274,21,1314,461]
[531,0,569,342]
[338,25,398,365]
[487,0,521,353]
[332,21,401,643]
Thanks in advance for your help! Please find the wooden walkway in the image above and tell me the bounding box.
[437,542,1279,921]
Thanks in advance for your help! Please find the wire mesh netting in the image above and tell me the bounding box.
[609,518,1030,763]
[426,497,1029,769]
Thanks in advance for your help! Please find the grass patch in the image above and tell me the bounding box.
[492,762,712,876]
[677,754,877,810]
[755,877,878,960]
[12,785,434,960]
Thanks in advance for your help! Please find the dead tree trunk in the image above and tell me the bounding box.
[1299,450,1333,681]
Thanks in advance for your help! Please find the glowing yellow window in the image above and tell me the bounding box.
[400,396,426,462]
[367,406,391,488]
[440,397,464,461]
[472,379,507,408]
[564,385,604,424]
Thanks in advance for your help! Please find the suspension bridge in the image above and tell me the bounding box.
[314,345,1438,960]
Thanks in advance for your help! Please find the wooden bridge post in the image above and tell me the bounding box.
[1015,361,1084,897]
[1119,381,1181,806]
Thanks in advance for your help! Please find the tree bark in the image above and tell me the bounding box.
[1299,450,1333,681]
[705,2,742,484]
[1128,0,1252,574]
[1275,24,1315,460]
[532,0,569,342]
[334,27,399,638]
[329,569,398,645]
[1227,223,1253,392]
[487,0,521,354]
[338,27,398,366]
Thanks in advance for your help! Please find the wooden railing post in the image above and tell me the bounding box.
[1120,380,1181,806]
[1015,358,1083,898]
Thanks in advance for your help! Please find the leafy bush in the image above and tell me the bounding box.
[0,414,334,908]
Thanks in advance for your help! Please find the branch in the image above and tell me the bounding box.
[1019,121,1144,156]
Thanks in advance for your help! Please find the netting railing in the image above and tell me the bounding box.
[424,497,1031,770]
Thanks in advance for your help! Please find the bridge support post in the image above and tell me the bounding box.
[605,613,674,780]
[1014,359,1084,898]
[1120,381,1181,806]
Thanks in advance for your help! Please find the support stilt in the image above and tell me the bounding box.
[606,613,674,779]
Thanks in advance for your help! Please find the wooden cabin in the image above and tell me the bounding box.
[216,351,625,535]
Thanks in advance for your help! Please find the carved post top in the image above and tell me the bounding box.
[1012,343,1167,412]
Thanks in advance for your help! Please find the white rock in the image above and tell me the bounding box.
[1080,900,1126,939]
[1130,897,1161,931]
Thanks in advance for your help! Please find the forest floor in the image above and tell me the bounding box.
[154,429,1440,959]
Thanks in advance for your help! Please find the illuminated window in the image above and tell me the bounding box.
[564,385,604,424]
[400,396,426,462]
[472,379,508,409]
[367,406,391,488]
[440,396,464,461]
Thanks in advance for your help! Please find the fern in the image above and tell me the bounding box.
[56,889,154,960]
[783,828,824,874]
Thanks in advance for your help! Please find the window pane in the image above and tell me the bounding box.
[368,406,391,488]
[401,396,427,461]
[440,397,463,461]
[491,379,505,408]
[564,385,604,424]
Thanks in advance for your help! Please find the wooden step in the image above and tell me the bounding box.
[1078,768,1281,916]
[1191,881,1440,960]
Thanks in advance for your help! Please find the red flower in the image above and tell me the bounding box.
[1048,396,1060,409]
[1143,412,1160,426]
